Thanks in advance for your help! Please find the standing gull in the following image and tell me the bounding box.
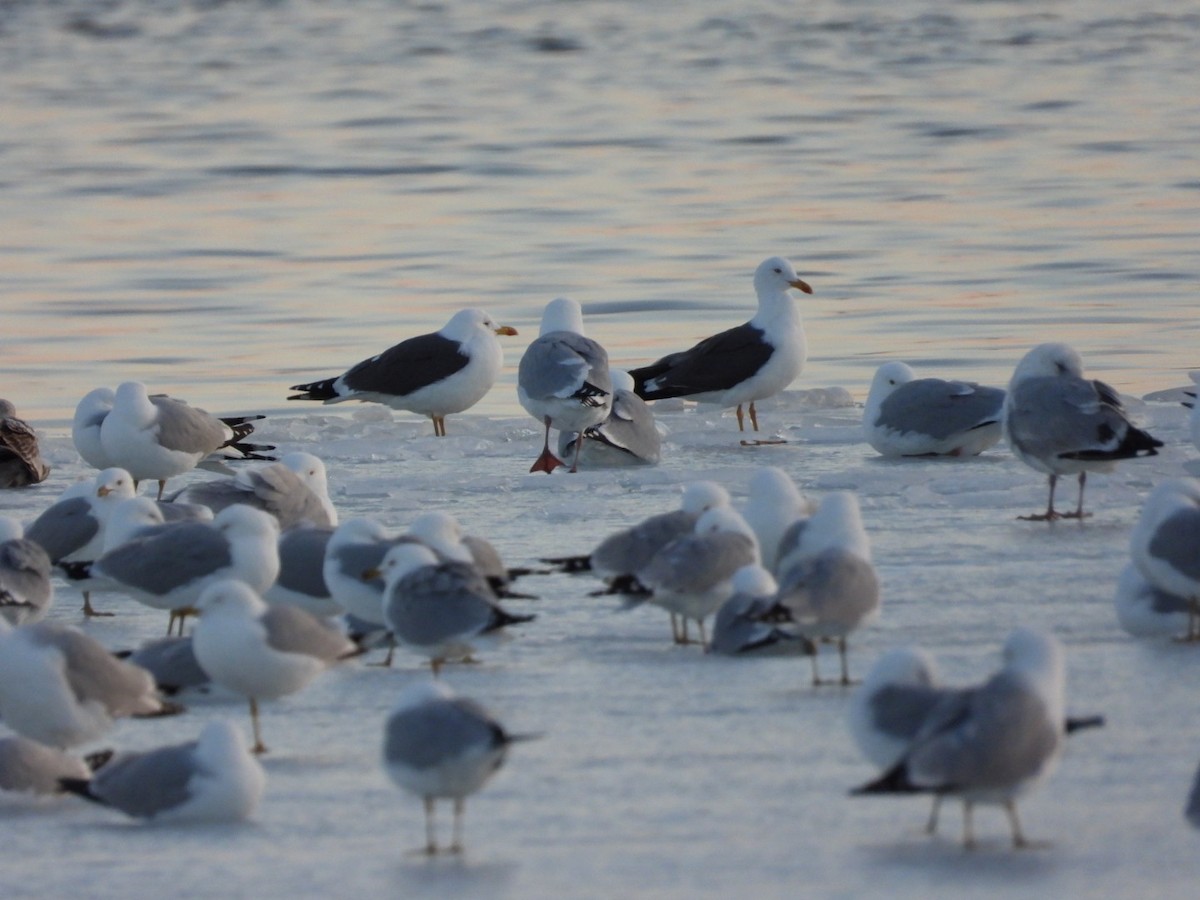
[288,308,518,437]
[629,256,813,436]
[557,369,661,468]
[192,580,357,754]
[0,517,54,625]
[517,297,612,473]
[60,720,265,822]
[0,399,51,486]
[863,362,1006,458]
[1004,343,1162,520]
[1129,478,1200,640]
[852,629,1066,850]
[168,451,337,529]
[384,680,530,855]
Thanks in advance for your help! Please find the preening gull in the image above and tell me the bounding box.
[192,580,357,754]
[369,542,535,674]
[517,297,612,473]
[24,467,138,617]
[168,451,337,529]
[851,628,1067,850]
[0,399,51,486]
[708,565,808,656]
[0,735,93,796]
[264,525,339,618]
[0,517,53,625]
[1004,343,1162,520]
[863,361,1005,458]
[768,491,880,685]
[629,256,812,435]
[0,618,172,748]
[636,505,760,646]
[288,308,518,436]
[98,381,273,499]
[740,467,813,573]
[557,369,661,468]
[383,680,530,855]
[1129,478,1200,640]
[60,719,265,822]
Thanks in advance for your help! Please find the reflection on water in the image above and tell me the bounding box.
[2,0,1198,424]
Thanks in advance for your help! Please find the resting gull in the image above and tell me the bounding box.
[407,511,536,600]
[629,256,813,436]
[383,680,530,855]
[0,517,53,625]
[1129,478,1200,640]
[863,361,1006,458]
[557,369,661,468]
[0,399,50,487]
[708,565,809,656]
[264,524,339,618]
[168,451,337,529]
[60,720,265,822]
[1004,343,1161,520]
[740,467,813,573]
[517,297,612,474]
[119,636,213,698]
[288,308,518,436]
[0,735,95,796]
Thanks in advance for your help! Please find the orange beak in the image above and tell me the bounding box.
[494,325,519,336]
[789,278,813,295]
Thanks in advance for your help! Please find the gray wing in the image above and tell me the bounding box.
[384,697,503,770]
[566,390,661,464]
[276,526,333,596]
[25,497,98,562]
[29,623,156,716]
[260,605,353,662]
[518,331,611,401]
[1147,507,1200,583]
[0,539,53,621]
[91,742,200,818]
[709,593,796,655]
[1186,758,1200,828]
[461,534,505,582]
[330,536,414,584]
[591,510,696,577]
[776,547,880,631]
[869,683,955,743]
[170,479,250,516]
[641,532,758,594]
[149,395,228,455]
[386,563,497,646]
[96,522,233,595]
[1007,375,1133,461]
[244,465,333,528]
[877,380,1005,440]
[773,519,810,569]
[0,736,88,794]
[126,637,210,694]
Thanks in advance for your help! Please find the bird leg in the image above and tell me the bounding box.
[424,796,438,855]
[962,801,976,850]
[529,416,565,474]
[430,657,444,678]
[433,416,448,437]
[156,479,166,501]
[669,613,680,643]
[449,797,466,854]
[735,404,746,431]
[1019,475,1062,521]
[1060,472,1091,520]
[80,591,113,618]
[697,618,708,648]
[925,796,942,835]
[568,430,585,474]
[810,651,824,687]
[250,697,268,755]
[838,637,859,685]
[366,635,397,668]
[1005,800,1028,848]
[748,401,760,432]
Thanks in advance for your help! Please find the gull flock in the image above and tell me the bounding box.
[0,254,1196,861]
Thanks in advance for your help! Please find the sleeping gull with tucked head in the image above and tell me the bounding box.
[0,517,53,626]
[168,451,337,529]
[708,565,809,656]
[1129,478,1200,640]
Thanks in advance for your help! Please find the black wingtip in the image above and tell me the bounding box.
[58,777,103,803]
[84,749,115,772]
[58,560,93,581]
[850,762,923,796]
[287,378,338,402]
[1065,714,1105,734]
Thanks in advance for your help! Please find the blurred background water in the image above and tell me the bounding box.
[2,0,1198,424]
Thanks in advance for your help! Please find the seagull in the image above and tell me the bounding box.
[517,297,612,473]
[708,565,809,656]
[0,735,94,796]
[288,308,518,436]
[629,256,813,436]
[556,369,661,468]
[323,517,410,630]
[383,680,530,855]
[851,629,1067,850]
[0,517,54,625]
[1004,343,1162,520]
[0,618,173,748]
[369,542,535,674]
[264,524,339,618]
[118,636,213,698]
[59,720,266,822]
[406,511,536,600]
[100,496,214,554]
[863,361,1006,457]
[0,399,51,487]
[1129,478,1200,640]
[98,381,273,499]
[168,451,337,529]
[23,467,138,617]
[740,467,813,573]
[192,580,358,754]
[768,491,880,685]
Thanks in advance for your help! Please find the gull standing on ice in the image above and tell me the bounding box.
[0,399,51,486]
[768,492,880,685]
[99,381,271,499]
[192,580,357,754]
[168,451,337,529]
[863,362,1006,458]
[1004,343,1162,520]
[1129,478,1200,640]
[59,720,265,822]
[0,517,53,625]
[557,369,661,468]
[383,680,529,855]
[852,628,1066,850]
[517,297,612,474]
[629,256,813,437]
[288,308,518,437]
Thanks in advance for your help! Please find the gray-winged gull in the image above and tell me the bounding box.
[629,256,813,436]
[1114,562,1194,640]
[288,308,518,436]
[406,511,537,600]
[1004,343,1162,520]
[0,517,53,625]
[863,361,1005,457]
[557,369,661,468]
[60,719,265,822]
[323,517,410,629]
[1128,478,1200,639]
[740,467,813,573]
[0,399,51,487]
[119,635,213,697]
[264,524,338,618]
[169,451,337,529]
[517,297,612,473]
[708,565,809,656]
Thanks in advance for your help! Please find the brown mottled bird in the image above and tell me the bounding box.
[0,400,50,487]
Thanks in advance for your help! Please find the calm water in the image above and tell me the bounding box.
[3,0,1199,424]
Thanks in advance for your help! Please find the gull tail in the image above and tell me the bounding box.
[485,607,537,632]
[1065,714,1105,734]
[288,378,339,402]
[851,761,925,796]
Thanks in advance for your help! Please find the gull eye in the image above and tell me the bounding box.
[773,267,782,274]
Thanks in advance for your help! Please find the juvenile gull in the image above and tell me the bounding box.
[60,720,265,822]
[264,524,339,619]
[740,467,813,573]
[708,565,808,656]
[0,399,51,487]
[1004,343,1162,520]
[168,451,337,529]
[0,618,171,748]
[0,735,93,796]
[852,629,1066,850]
[629,256,813,435]
[369,542,535,674]
[1128,478,1200,640]
[192,580,357,754]
[557,369,661,468]
[0,517,54,625]
[517,297,612,473]
[383,680,529,855]
[768,491,880,685]
[863,361,1005,458]
[288,308,518,436]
